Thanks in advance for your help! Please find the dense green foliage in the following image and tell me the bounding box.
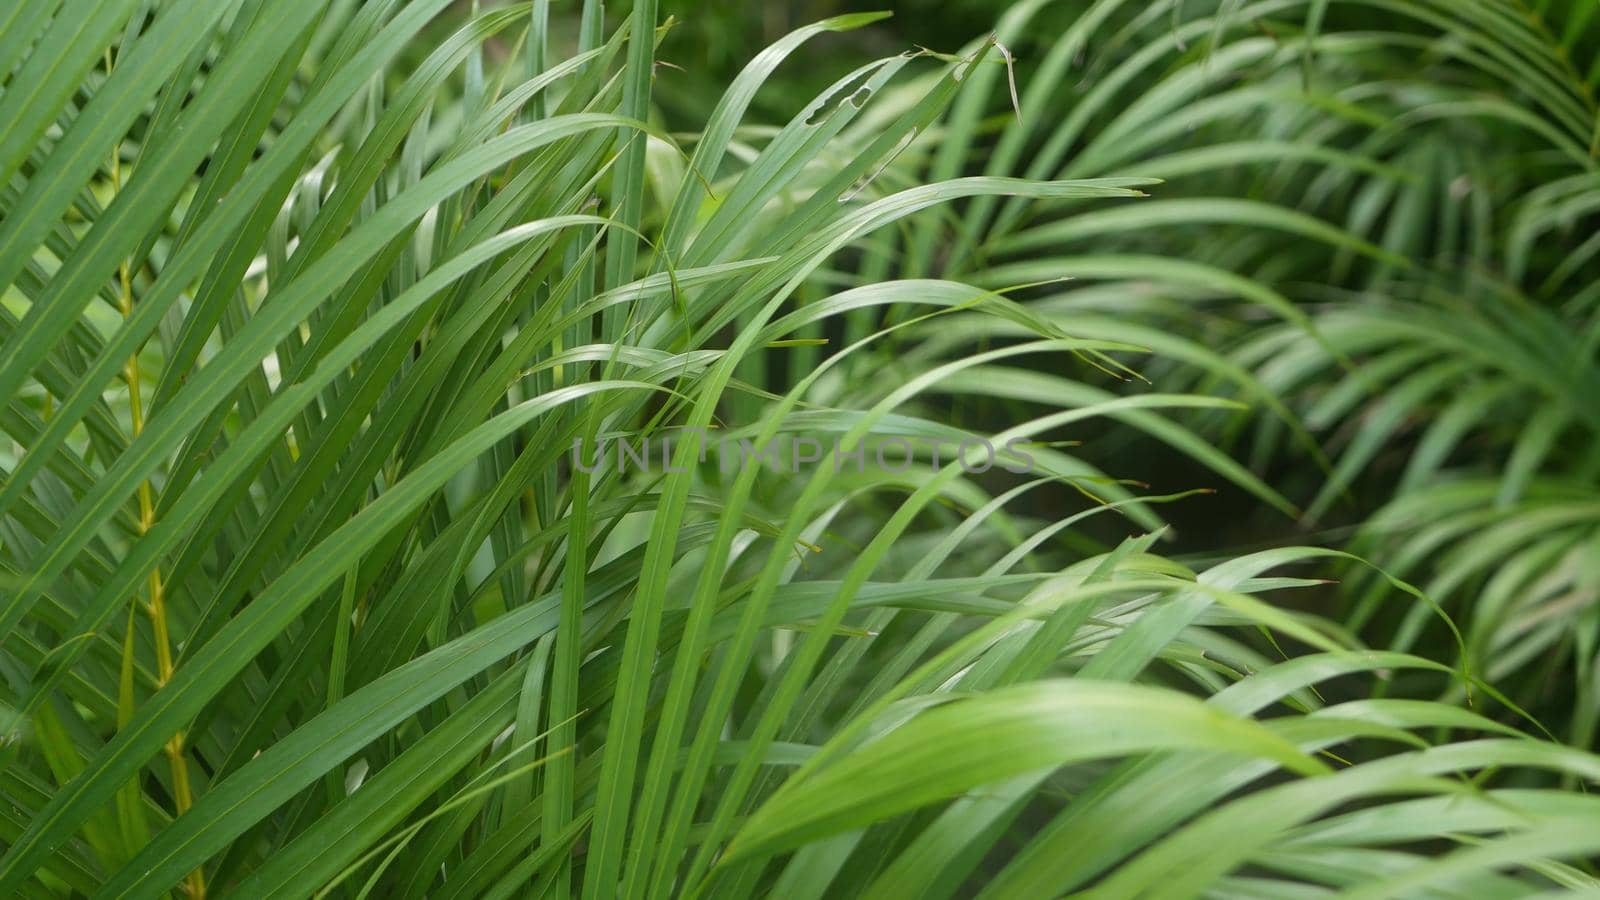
[2,0,1599,896]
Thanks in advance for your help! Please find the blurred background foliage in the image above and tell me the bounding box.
[576,0,1600,738]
